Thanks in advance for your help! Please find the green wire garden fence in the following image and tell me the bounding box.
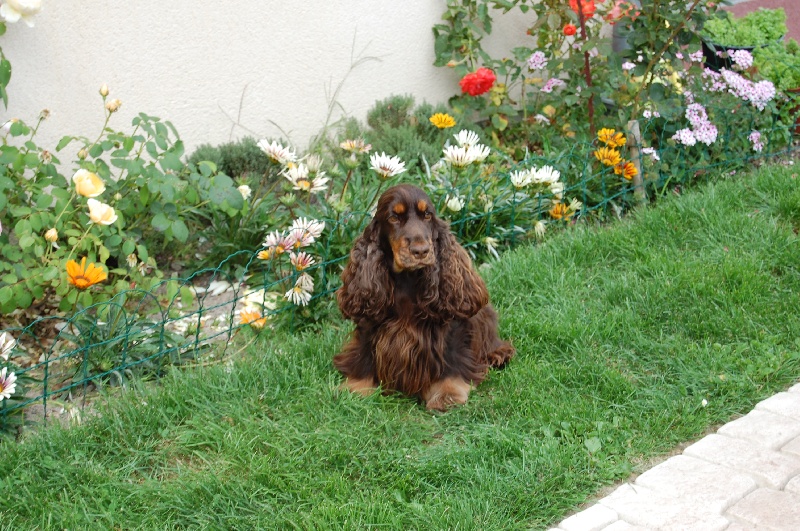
[1,109,797,435]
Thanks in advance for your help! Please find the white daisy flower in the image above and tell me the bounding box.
[534,220,547,239]
[284,273,314,306]
[291,217,325,239]
[509,169,535,188]
[533,165,561,184]
[0,367,17,401]
[258,139,297,165]
[369,152,407,179]
[453,130,481,148]
[263,230,296,256]
[289,251,316,271]
[442,145,476,168]
[0,332,15,361]
[468,144,491,163]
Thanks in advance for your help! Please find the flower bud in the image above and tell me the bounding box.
[105,99,122,113]
[99,84,109,97]
[78,148,88,160]
[44,228,58,242]
[39,109,50,120]
[114,192,122,201]
[39,150,52,164]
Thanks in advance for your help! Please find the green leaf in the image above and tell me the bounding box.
[584,437,602,454]
[122,239,136,256]
[171,219,189,243]
[56,136,75,151]
[151,213,171,232]
[0,58,11,86]
[491,114,508,131]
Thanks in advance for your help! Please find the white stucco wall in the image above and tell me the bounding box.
[0,1,535,157]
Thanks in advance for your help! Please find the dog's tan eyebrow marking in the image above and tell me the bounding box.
[417,200,428,212]
[393,203,406,215]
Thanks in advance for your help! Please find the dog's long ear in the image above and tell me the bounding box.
[337,219,393,323]
[434,219,489,320]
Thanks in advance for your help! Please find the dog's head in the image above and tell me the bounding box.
[374,184,438,272]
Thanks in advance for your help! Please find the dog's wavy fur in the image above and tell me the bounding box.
[334,184,515,410]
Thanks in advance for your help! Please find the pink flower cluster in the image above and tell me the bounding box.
[527,51,547,71]
[748,130,764,152]
[720,69,776,111]
[730,49,753,70]
[689,50,704,63]
[673,102,718,146]
[541,78,567,93]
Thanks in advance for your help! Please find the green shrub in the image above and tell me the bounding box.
[702,8,787,47]
[754,38,800,92]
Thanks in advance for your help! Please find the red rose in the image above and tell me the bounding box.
[563,23,577,36]
[459,67,497,96]
[569,0,596,18]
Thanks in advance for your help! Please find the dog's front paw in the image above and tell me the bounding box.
[340,377,377,396]
[424,377,471,411]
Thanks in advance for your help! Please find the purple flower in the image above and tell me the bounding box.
[689,50,704,63]
[749,130,764,152]
[672,128,697,147]
[685,103,708,128]
[642,147,660,161]
[541,78,566,93]
[527,51,547,71]
[730,49,753,70]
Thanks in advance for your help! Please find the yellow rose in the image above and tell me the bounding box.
[72,169,106,198]
[44,228,58,242]
[87,198,118,226]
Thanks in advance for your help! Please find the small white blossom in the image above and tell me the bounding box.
[0,332,15,361]
[237,185,252,201]
[445,195,465,212]
[0,367,17,401]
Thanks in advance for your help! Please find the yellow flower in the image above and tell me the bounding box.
[44,228,58,242]
[72,169,106,198]
[597,128,627,148]
[549,202,572,220]
[66,257,107,290]
[240,309,267,329]
[614,161,638,180]
[429,113,456,129]
[542,105,556,117]
[105,98,122,113]
[257,249,272,260]
[87,198,118,225]
[594,147,622,167]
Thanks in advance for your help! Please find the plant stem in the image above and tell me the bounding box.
[575,0,596,136]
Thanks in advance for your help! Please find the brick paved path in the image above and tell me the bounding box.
[551,382,800,530]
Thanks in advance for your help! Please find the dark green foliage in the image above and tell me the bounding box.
[187,136,279,182]
[360,94,477,172]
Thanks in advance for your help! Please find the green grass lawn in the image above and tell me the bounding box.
[2,164,800,530]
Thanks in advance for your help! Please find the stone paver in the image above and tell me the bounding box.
[632,454,757,512]
[558,504,618,531]
[597,484,729,530]
[755,392,800,421]
[781,434,800,458]
[683,434,800,489]
[726,488,800,529]
[551,381,800,530]
[717,409,800,449]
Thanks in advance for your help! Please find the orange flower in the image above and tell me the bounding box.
[66,257,107,290]
[549,202,573,220]
[597,128,627,148]
[594,146,622,167]
[563,23,577,36]
[569,0,596,18]
[240,309,267,329]
[614,161,638,180]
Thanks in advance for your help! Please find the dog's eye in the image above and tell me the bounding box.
[388,214,400,224]
[423,211,432,220]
